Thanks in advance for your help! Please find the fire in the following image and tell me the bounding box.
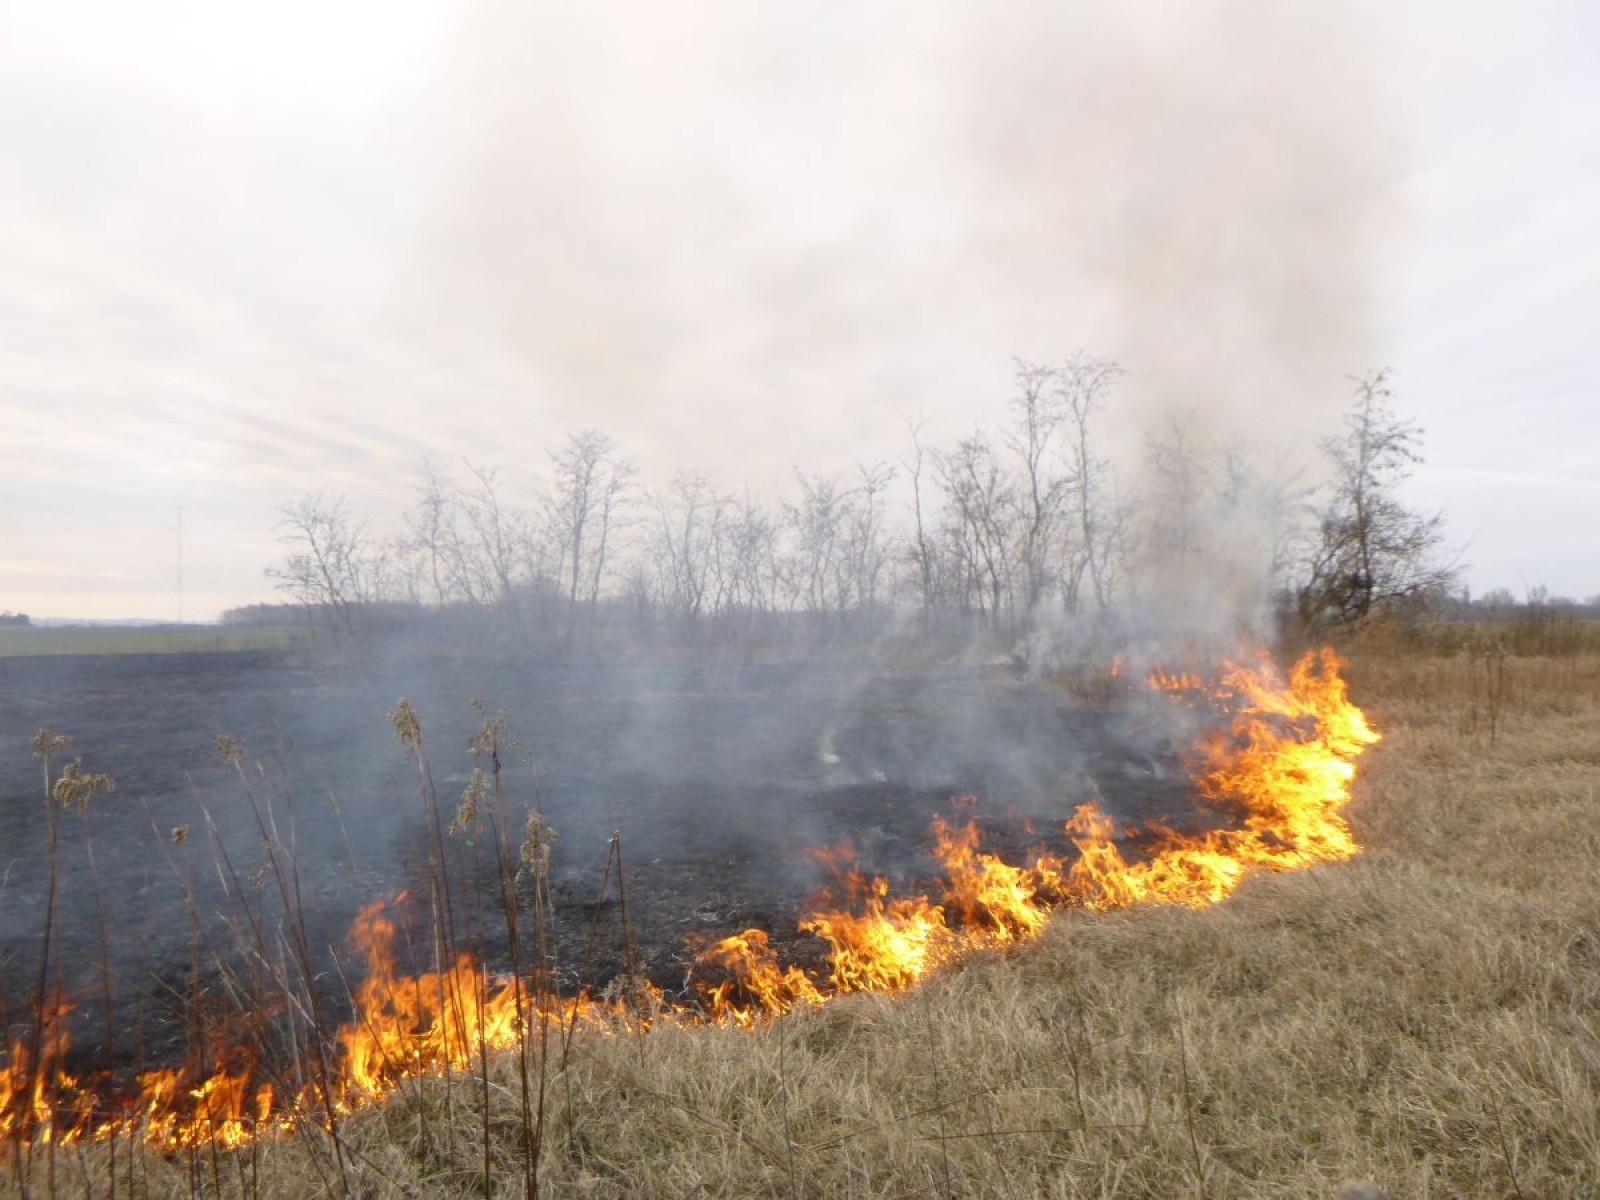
[2,647,1377,1155]
[338,896,611,1103]
[1060,646,1379,908]
[696,928,823,1024]
[1148,665,1206,693]
[0,996,77,1145]
[803,872,957,994]
[931,813,1055,941]
[694,647,1378,1010]
[339,897,514,1099]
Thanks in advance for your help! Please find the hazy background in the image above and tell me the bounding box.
[3,0,1595,621]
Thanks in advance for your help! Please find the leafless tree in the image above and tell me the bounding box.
[547,430,636,646]
[1055,354,1122,614]
[936,432,1017,628]
[1299,370,1455,625]
[1005,359,1074,617]
[710,489,781,646]
[456,461,541,636]
[785,470,847,623]
[402,457,470,607]
[1140,417,1213,572]
[842,461,897,620]
[901,418,938,624]
[1217,436,1312,602]
[267,494,376,633]
[649,472,723,632]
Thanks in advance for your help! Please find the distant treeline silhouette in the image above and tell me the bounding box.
[250,361,1469,659]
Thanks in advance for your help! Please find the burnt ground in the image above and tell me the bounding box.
[0,649,1220,1085]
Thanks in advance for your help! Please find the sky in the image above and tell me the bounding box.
[2,1,1596,621]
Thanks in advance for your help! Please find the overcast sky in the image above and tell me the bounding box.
[3,1,1596,620]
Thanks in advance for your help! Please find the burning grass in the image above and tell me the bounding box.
[7,642,1600,1196]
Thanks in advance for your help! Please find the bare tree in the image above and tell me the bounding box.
[547,430,635,646]
[785,470,847,624]
[649,472,723,632]
[1056,354,1122,614]
[1217,436,1313,603]
[459,461,539,634]
[842,461,897,621]
[1005,359,1074,617]
[901,417,938,624]
[707,489,781,647]
[936,432,1017,628]
[402,457,467,608]
[1299,370,1455,625]
[267,494,375,634]
[1127,415,1237,636]
[1140,417,1213,573]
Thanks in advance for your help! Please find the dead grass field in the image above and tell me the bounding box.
[8,641,1600,1198]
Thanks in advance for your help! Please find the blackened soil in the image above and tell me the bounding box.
[0,650,1212,1082]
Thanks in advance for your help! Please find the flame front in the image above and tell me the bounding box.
[693,647,1378,1015]
[2,647,1377,1152]
[1062,646,1377,908]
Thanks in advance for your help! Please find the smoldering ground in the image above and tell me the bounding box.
[0,642,1217,1077]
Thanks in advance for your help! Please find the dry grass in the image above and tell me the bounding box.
[9,644,1600,1198]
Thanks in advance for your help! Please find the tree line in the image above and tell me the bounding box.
[252,359,1455,659]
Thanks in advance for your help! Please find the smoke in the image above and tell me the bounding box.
[400,1,1399,473]
[386,0,1403,651]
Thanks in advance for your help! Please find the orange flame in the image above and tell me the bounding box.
[696,928,823,1025]
[694,647,1377,1006]
[2,647,1377,1154]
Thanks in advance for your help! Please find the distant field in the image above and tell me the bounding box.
[0,624,295,657]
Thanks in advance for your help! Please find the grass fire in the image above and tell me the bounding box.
[2,648,1376,1164]
[7,2,1598,1193]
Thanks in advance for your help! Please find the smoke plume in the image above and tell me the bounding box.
[403,1,1399,470]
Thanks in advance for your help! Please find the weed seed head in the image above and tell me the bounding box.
[454,768,489,839]
[518,809,557,882]
[468,700,513,771]
[53,759,115,815]
[213,733,245,767]
[31,726,70,759]
[390,698,422,749]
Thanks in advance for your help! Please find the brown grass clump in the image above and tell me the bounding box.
[7,643,1600,1197]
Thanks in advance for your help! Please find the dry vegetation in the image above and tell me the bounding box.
[8,636,1600,1198]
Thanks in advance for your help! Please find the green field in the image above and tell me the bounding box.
[0,624,295,658]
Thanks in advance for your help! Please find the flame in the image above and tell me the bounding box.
[340,897,506,1099]
[2,647,1377,1155]
[802,870,958,994]
[696,928,823,1025]
[931,813,1055,941]
[1148,665,1206,693]
[337,896,611,1103]
[1062,646,1378,908]
[693,647,1377,1009]
[0,995,81,1145]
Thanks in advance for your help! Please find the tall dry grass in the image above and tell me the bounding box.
[7,643,1599,1197]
